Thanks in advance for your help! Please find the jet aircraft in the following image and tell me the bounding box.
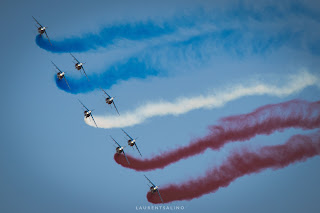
[51,61,71,90]
[70,53,89,81]
[144,175,164,204]
[78,100,97,127]
[111,136,130,165]
[121,129,142,157]
[33,16,52,45]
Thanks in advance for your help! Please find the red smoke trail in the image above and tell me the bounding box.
[114,100,320,171]
[147,131,320,203]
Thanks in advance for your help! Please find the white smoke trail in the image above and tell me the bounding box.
[85,71,319,129]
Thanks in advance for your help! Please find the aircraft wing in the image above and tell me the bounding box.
[44,31,53,46]
[78,99,89,111]
[90,114,98,128]
[32,16,42,27]
[51,61,62,73]
[101,88,111,98]
[81,67,90,81]
[122,150,130,165]
[134,143,142,157]
[157,190,164,204]
[113,102,120,115]
[110,136,121,148]
[70,53,80,63]
[63,76,71,90]
[121,129,133,140]
[144,175,155,187]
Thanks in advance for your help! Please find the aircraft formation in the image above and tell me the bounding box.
[33,17,164,204]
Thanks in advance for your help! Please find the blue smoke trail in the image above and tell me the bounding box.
[56,58,161,94]
[47,2,320,94]
[35,3,320,54]
[55,28,299,94]
[36,21,176,53]
[143,28,296,66]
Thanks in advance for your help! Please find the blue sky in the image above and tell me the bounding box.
[1,0,320,213]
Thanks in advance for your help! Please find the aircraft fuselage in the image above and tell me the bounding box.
[128,140,135,146]
[116,147,124,154]
[106,97,114,104]
[75,63,83,70]
[150,186,158,193]
[57,72,65,80]
[84,111,91,118]
[37,27,46,35]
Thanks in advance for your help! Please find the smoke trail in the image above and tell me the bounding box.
[146,131,320,203]
[35,2,320,55]
[85,71,319,128]
[35,21,176,53]
[55,28,296,94]
[56,57,161,94]
[114,99,320,171]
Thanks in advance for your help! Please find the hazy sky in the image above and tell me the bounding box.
[1,0,320,213]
